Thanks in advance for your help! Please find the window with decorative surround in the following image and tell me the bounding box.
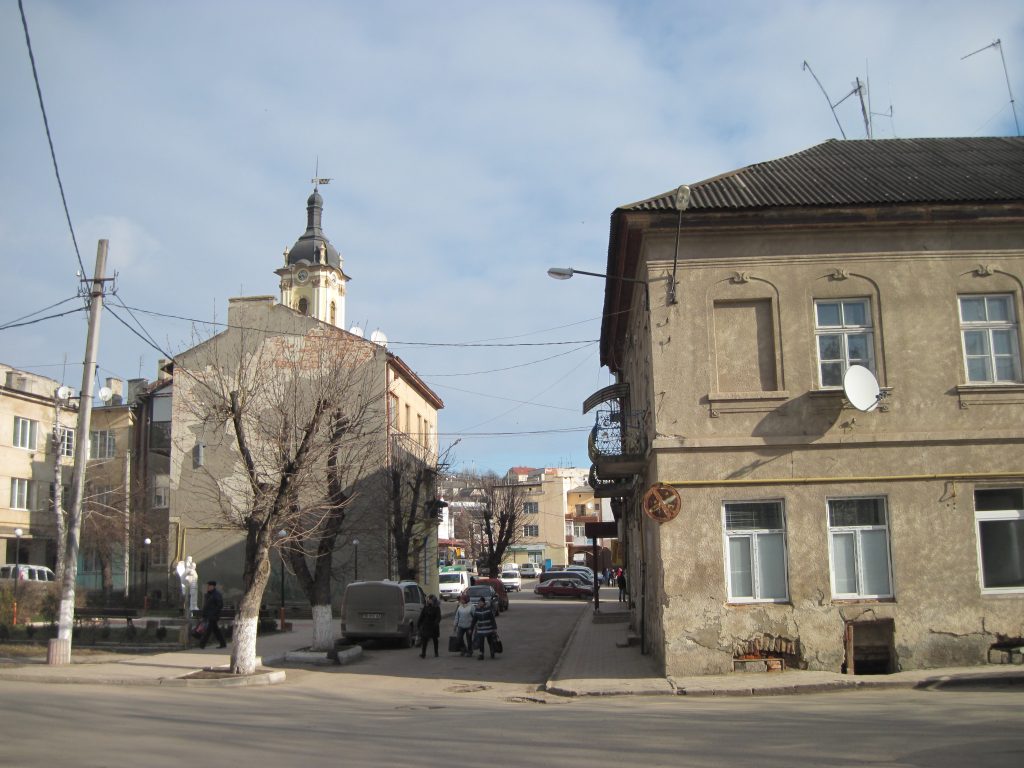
[959,295,1022,383]
[814,299,874,388]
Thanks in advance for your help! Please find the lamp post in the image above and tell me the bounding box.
[12,528,22,626]
[277,529,288,632]
[142,538,151,611]
[352,538,359,582]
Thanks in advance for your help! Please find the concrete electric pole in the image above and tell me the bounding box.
[49,240,110,666]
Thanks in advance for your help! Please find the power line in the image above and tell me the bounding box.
[419,342,594,377]
[0,295,81,329]
[115,302,602,348]
[0,306,87,331]
[18,0,86,276]
[426,382,578,412]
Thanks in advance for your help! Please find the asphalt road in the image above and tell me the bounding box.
[1,591,1021,767]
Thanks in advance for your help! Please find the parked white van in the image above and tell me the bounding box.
[519,562,541,578]
[438,570,473,601]
[0,564,56,582]
[341,580,426,647]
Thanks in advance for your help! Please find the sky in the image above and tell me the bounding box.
[2,0,1022,475]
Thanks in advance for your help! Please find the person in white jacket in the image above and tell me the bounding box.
[452,594,475,656]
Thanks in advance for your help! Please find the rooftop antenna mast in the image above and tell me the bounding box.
[961,39,1020,136]
[804,62,870,138]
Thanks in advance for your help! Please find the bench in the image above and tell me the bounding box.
[75,608,140,627]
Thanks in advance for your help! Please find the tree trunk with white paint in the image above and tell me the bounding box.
[311,604,336,651]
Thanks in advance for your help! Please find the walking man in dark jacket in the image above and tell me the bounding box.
[418,594,442,658]
[199,580,226,649]
[471,596,499,660]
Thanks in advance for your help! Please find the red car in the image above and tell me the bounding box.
[534,578,594,600]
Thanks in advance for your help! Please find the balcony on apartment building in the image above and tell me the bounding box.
[582,383,646,499]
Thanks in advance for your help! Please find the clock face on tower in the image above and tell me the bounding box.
[296,269,309,284]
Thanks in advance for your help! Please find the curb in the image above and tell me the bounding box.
[542,605,589,697]
[0,668,287,687]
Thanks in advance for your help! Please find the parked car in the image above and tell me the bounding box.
[439,569,473,601]
[538,569,592,585]
[499,568,522,592]
[518,562,541,578]
[340,580,426,647]
[0,564,56,582]
[535,578,594,600]
[566,565,599,584]
[462,583,502,615]
[468,578,509,611]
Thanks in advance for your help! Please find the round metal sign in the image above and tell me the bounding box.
[643,483,681,524]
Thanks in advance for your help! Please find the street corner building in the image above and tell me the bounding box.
[587,137,1024,677]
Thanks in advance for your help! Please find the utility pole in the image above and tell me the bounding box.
[49,240,109,666]
[51,397,67,584]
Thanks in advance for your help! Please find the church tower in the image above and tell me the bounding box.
[276,188,349,328]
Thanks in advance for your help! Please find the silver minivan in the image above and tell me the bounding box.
[340,580,426,647]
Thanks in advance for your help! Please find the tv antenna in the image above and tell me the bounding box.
[803,61,873,139]
[961,39,1020,136]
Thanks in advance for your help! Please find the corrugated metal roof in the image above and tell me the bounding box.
[623,137,1024,212]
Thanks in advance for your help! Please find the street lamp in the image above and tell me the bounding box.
[277,530,288,610]
[352,538,359,582]
[142,538,151,611]
[12,528,22,626]
[547,266,649,307]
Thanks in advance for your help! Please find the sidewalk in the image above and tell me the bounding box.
[543,601,1024,697]
[1,609,1022,694]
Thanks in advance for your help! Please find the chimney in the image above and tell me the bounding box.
[157,359,172,382]
[127,378,149,405]
[105,377,124,405]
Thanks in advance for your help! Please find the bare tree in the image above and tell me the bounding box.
[478,475,528,577]
[176,322,384,674]
[283,403,379,651]
[380,435,450,582]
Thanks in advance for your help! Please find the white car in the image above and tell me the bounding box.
[518,563,541,578]
[499,569,522,592]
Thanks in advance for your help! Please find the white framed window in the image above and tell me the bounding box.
[58,427,75,458]
[828,497,893,599]
[814,299,874,387]
[523,524,539,538]
[89,430,116,459]
[523,501,539,515]
[13,417,38,450]
[573,522,586,538]
[974,488,1024,593]
[152,482,169,509]
[959,294,1022,383]
[724,500,788,602]
[10,478,33,510]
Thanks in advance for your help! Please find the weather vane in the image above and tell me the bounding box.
[312,156,331,188]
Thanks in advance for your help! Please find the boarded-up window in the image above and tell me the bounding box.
[714,300,777,392]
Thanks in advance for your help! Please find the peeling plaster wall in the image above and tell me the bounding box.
[616,212,1024,677]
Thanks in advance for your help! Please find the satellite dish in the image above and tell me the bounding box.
[97,386,113,403]
[349,325,364,338]
[843,365,881,412]
[56,386,73,401]
[370,329,388,348]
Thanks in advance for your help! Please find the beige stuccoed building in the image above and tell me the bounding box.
[157,189,443,605]
[1,364,136,594]
[586,137,1024,676]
